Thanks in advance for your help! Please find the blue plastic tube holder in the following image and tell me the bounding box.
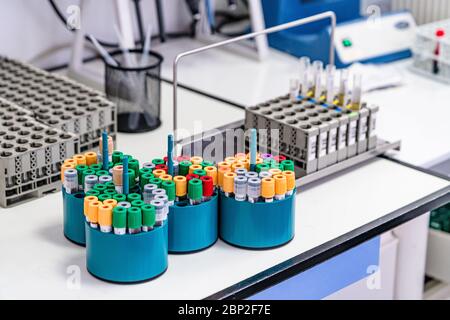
[85,221,168,283]
[62,189,86,246]
[219,191,296,249]
[168,193,218,253]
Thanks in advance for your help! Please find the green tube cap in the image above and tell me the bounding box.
[127,193,141,202]
[193,169,206,177]
[127,207,142,229]
[201,161,214,168]
[162,180,176,201]
[139,167,153,178]
[85,189,100,197]
[98,194,111,202]
[129,159,140,176]
[90,163,103,171]
[96,170,110,177]
[281,160,294,171]
[149,177,162,188]
[112,151,123,164]
[152,158,165,165]
[113,206,127,228]
[140,173,154,189]
[131,199,145,208]
[255,163,270,173]
[142,204,156,227]
[93,183,107,193]
[179,160,192,176]
[188,178,202,201]
[113,193,127,202]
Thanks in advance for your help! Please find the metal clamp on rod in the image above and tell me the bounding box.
[172,11,337,150]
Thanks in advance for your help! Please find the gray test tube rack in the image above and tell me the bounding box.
[0,56,116,151]
[245,95,379,176]
[0,56,117,207]
[0,98,78,207]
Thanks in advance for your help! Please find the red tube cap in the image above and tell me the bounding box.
[200,175,214,197]
[186,173,199,182]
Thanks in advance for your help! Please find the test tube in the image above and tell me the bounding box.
[261,177,275,203]
[289,78,300,102]
[113,165,123,194]
[283,171,296,196]
[154,194,169,221]
[173,176,187,201]
[247,177,261,203]
[188,178,202,205]
[201,175,214,202]
[88,200,100,228]
[299,56,310,97]
[325,64,336,104]
[350,74,362,111]
[98,204,113,233]
[274,174,287,200]
[143,183,158,203]
[127,207,142,234]
[142,204,156,232]
[151,200,165,226]
[83,196,98,222]
[233,176,247,201]
[338,69,349,106]
[113,206,127,235]
[85,174,99,191]
[63,169,78,194]
[314,68,323,101]
[223,172,236,197]
[312,60,323,97]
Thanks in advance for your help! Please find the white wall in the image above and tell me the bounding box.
[0,0,191,68]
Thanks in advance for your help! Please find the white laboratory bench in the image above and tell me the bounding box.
[0,79,449,299]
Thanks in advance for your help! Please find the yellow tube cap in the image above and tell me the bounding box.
[160,174,173,181]
[223,172,236,193]
[84,152,97,166]
[224,156,236,164]
[173,175,187,197]
[103,199,118,208]
[274,174,287,195]
[268,168,282,176]
[283,170,296,191]
[189,164,202,175]
[218,167,231,188]
[190,156,203,165]
[98,204,113,227]
[217,162,231,171]
[73,154,86,165]
[232,163,245,172]
[152,169,166,178]
[88,200,101,223]
[61,163,75,181]
[261,178,275,199]
[204,166,217,185]
[84,196,98,216]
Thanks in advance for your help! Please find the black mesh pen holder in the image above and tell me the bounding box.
[104,49,163,133]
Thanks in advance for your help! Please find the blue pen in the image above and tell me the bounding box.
[250,128,257,172]
[123,156,129,195]
[101,130,109,170]
[167,134,174,176]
